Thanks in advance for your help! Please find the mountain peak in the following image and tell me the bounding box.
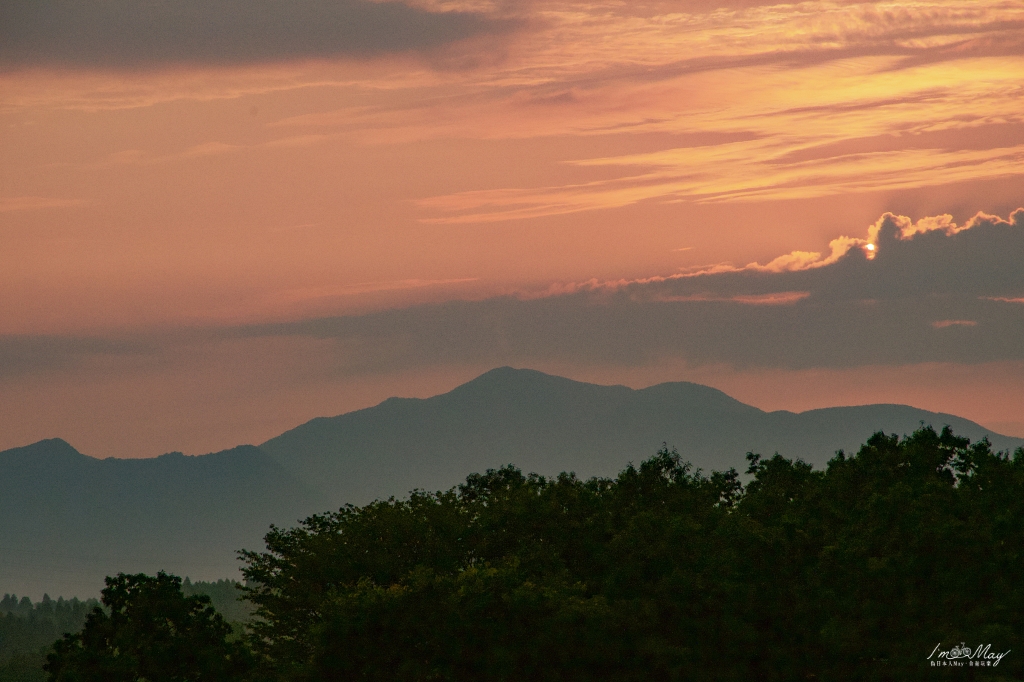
[0,437,86,465]
[454,366,590,390]
[259,366,1024,511]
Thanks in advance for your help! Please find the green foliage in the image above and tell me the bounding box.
[0,596,99,682]
[1,581,249,682]
[44,572,253,682]
[35,426,1023,680]
[181,578,253,626]
[242,427,1024,681]
[0,652,48,682]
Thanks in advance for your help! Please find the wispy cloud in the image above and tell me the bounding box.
[268,278,480,305]
[419,125,1024,222]
[652,292,811,305]
[207,208,1024,372]
[563,208,1024,293]
[932,319,977,328]
[0,334,154,380]
[5,209,1022,388]
[317,0,1024,222]
[8,0,1023,209]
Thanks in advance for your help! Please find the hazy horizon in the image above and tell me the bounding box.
[4,365,1024,459]
[2,0,1023,457]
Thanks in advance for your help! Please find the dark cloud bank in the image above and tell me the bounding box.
[2,209,1023,378]
[247,208,1024,372]
[0,0,503,69]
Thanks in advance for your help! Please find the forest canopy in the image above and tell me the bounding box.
[42,427,1024,680]
[1,595,98,682]
[239,426,1024,681]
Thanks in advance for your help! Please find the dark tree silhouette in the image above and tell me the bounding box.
[44,572,252,682]
[42,426,1024,681]
[241,427,1024,681]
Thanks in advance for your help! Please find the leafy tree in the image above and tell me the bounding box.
[241,451,745,681]
[241,428,1024,681]
[1,595,99,682]
[37,427,1022,680]
[44,572,252,682]
[180,578,253,628]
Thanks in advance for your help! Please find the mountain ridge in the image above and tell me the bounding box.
[3,366,1022,599]
[0,440,317,600]
[258,367,1023,506]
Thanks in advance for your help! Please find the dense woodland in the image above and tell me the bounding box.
[14,426,1024,680]
[0,596,98,682]
[180,578,254,625]
[0,581,244,682]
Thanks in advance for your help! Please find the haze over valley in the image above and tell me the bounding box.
[3,367,1021,599]
[3,2,1024,677]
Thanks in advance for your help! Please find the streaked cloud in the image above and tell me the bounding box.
[932,320,977,328]
[419,115,1024,222]
[0,335,154,380]
[652,292,811,306]
[209,207,1024,371]
[2,0,1024,457]
[266,278,480,306]
[304,0,1024,223]
[2,208,1022,456]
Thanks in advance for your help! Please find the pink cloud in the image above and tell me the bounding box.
[653,292,811,305]
[867,207,1024,247]
[932,320,978,328]
[519,208,1024,306]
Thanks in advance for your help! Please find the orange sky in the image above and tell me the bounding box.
[2,0,1023,457]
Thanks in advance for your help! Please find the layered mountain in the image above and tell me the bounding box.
[260,367,1024,507]
[0,440,317,600]
[3,366,1022,598]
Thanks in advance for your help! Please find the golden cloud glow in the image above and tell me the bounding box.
[2,0,1023,332]
[539,208,1023,296]
[867,207,1024,244]
[654,291,812,305]
[932,319,978,328]
[394,1,1024,222]
[982,296,1024,304]
[3,0,1024,458]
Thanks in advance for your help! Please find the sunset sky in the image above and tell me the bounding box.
[2,0,1023,458]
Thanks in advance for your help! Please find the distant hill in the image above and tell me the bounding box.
[260,366,1024,507]
[0,440,316,600]
[3,366,1022,599]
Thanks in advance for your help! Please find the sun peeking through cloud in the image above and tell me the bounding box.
[2,0,1024,335]
[2,0,1024,460]
[551,208,1024,297]
[732,208,1024,279]
[211,206,1024,380]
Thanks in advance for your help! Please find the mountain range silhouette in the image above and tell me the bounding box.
[3,367,1021,598]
